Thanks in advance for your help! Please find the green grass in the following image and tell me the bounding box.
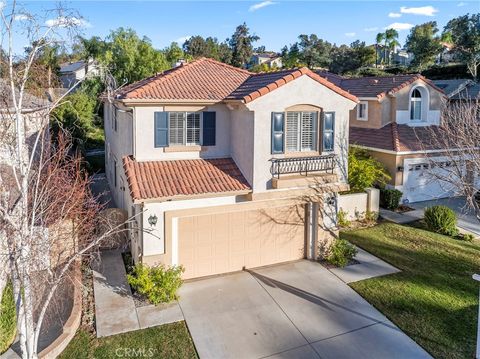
[59,322,197,359]
[341,222,480,359]
[0,282,16,354]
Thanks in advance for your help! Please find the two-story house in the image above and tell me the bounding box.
[317,72,460,203]
[104,58,358,279]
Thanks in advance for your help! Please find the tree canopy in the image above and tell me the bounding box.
[405,22,442,70]
[228,22,259,68]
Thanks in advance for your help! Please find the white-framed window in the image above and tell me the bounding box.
[168,112,201,146]
[410,88,422,121]
[357,102,368,121]
[285,111,318,152]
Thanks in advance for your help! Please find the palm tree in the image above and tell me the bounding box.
[375,32,385,67]
[385,29,399,66]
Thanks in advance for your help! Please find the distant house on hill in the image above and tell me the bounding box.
[250,52,283,69]
[59,59,99,89]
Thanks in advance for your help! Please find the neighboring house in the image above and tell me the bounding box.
[104,58,358,279]
[0,79,50,165]
[393,49,412,66]
[316,71,464,204]
[250,52,283,69]
[59,59,99,89]
[435,42,455,65]
[433,79,480,101]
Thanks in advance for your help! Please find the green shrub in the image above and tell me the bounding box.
[127,264,184,305]
[348,147,391,193]
[461,233,475,242]
[364,210,379,224]
[380,189,403,210]
[337,209,351,227]
[424,205,458,237]
[326,239,358,267]
[0,282,16,354]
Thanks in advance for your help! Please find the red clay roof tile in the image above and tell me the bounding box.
[350,124,444,152]
[123,156,251,201]
[115,58,358,103]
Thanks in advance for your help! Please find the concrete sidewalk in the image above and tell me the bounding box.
[328,246,400,283]
[93,251,183,337]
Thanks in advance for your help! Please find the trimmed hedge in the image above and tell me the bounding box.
[424,205,458,237]
[380,188,403,210]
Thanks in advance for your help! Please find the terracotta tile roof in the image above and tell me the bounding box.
[350,123,444,152]
[315,72,445,99]
[122,156,251,201]
[227,67,358,103]
[115,58,358,103]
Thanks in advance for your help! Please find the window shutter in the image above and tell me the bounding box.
[154,112,169,147]
[322,112,335,152]
[202,112,216,146]
[271,112,285,154]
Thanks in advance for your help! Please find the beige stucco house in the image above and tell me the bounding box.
[317,71,467,204]
[104,58,358,279]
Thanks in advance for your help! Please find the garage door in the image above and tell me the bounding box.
[403,159,458,203]
[177,204,306,279]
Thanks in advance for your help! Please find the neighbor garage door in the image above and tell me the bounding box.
[403,158,458,203]
[177,204,306,279]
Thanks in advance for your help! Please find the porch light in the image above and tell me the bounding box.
[148,214,158,227]
[397,166,404,172]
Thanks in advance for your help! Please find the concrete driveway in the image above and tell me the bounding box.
[411,197,480,235]
[179,261,431,359]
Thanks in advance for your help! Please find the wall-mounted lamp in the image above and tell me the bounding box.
[327,196,336,206]
[397,166,404,172]
[148,214,158,227]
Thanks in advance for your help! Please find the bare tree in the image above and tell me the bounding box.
[0,2,133,358]
[421,98,480,222]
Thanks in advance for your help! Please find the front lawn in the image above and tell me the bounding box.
[341,222,480,359]
[59,322,197,359]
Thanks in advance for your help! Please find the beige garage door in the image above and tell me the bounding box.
[178,205,306,279]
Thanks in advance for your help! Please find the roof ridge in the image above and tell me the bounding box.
[391,122,400,152]
[199,57,254,75]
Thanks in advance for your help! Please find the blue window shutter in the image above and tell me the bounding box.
[202,112,216,146]
[271,112,285,154]
[154,112,169,147]
[322,112,335,152]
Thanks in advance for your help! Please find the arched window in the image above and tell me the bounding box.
[410,88,422,120]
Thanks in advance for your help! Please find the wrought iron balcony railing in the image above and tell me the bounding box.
[270,154,336,179]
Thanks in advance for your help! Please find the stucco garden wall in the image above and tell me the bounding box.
[338,188,380,220]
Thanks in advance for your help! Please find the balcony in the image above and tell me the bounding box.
[270,154,339,189]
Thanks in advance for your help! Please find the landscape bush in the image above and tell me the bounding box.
[380,188,403,210]
[326,239,358,267]
[424,205,458,237]
[0,282,16,354]
[348,147,391,193]
[127,264,184,305]
[460,233,475,242]
[337,209,351,228]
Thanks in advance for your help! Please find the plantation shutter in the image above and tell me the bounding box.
[286,112,299,152]
[322,112,335,152]
[202,112,216,146]
[154,112,169,147]
[271,112,285,154]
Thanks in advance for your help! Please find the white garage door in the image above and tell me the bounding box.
[403,158,458,203]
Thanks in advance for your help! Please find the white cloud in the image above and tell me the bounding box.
[400,6,438,16]
[175,36,191,44]
[457,1,466,6]
[364,27,379,32]
[249,1,276,12]
[0,1,5,11]
[345,32,356,37]
[45,16,91,28]
[385,22,414,31]
[388,12,402,18]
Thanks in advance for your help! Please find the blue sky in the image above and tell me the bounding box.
[11,1,480,53]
